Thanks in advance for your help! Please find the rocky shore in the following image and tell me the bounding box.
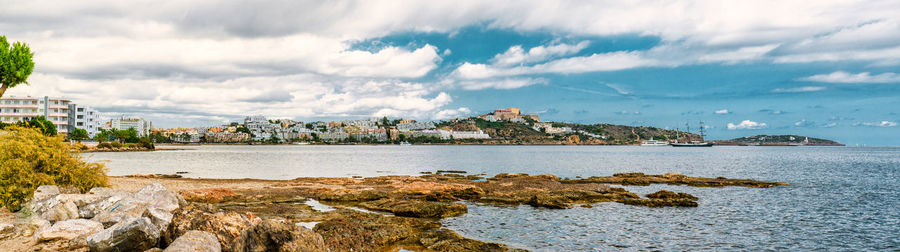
[0,173,785,251]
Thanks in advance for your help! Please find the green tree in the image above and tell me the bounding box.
[17,116,57,136]
[0,36,35,98]
[69,128,89,142]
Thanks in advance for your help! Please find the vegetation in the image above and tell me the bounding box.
[0,36,35,98]
[69,128,89,142]
[0,116,57,136]
[0,126,108,210]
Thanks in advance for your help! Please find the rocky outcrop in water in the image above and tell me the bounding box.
[564,172,788,188]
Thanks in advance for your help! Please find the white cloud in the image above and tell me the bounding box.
[855,121,898,127]
[491,41,590,66]
[433,107,472,120]
[727,120,768,130]
[772,86,826,93]
[714,109,730,114]
[799,71,900,83]
[455,78,547,90]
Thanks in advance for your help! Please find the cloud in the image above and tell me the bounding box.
[433,107,472,120]
[714,109,730,114]
[772,86,826,93]
[854,121,898,127]
[455,78,547,90]
[727,120,768,130]
[800,71,900,83]
[491,41,590,66]
[759,109,786,115]
[794,119,815,128]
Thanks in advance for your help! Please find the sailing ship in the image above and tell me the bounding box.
[641,138,669,146]
[671,121,713,147]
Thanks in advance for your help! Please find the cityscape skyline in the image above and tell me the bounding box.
[2,1,899,145]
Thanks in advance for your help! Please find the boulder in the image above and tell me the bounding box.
[135,183,180,212]
[144,208,174,233]
[37,219,103,242]
[233,220,327,252]
[87,217,161,252]
[166,203,253,251]
[56,194,106,208]
[41,199,80,222]
[92,197,151,227]
[33,185,60,202]
[164,230,221,252]
[80,190,133,219]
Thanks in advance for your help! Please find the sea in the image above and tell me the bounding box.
[85,145,900,251]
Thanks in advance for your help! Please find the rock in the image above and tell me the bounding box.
[88,187,122,198]
[0,223,15,239]
[358,199,468,218]
[92,197,151,228]
[619,190,699,207]
[41,199,80,222]
[166,203,253,251]
[233,220,327,252]
[527,195,570,209]
[315,189,387,202]
[33,185,60,202]
[164,230,221,252]
[314,210,421,252]
[144,208,174,234]
[135,183,180,212]
[56,194,106,208]
[87,217,161,252]
[37,219,103,242]
[79,190,132,219]
[647,190,699,201]
[179,188,238,203]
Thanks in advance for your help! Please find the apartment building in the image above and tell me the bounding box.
[0,96,72,134]
[110,115,153,136]
[68,104,103,137]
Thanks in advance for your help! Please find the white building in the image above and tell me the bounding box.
[438,130,491,140]
[396,121,436,131]
[0,96,72,134]
[109,116,153,136]
[343,119,378,130]
[68,104,103,137]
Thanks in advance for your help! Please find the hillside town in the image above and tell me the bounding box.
[1,95,686,145]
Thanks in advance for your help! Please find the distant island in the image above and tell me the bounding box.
[713,135,844,146]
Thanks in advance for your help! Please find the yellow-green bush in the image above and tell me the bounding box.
[0,126,109,211]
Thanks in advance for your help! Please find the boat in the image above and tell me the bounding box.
[670,122,713,147]
[641,138,669,146]
[399,141,412,146]
[295,142,310,145]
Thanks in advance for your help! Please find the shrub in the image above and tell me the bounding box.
[0,126,109,211]
[110,142,123,148]
[138,137,155,149]
[97,142,112,149]
[124,143,139,149]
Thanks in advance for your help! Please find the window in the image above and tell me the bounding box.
[77,108,84,112]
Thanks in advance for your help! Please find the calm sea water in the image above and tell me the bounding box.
[85,145,900,251]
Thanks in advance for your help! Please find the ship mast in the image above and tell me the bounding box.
[699,121,706,141]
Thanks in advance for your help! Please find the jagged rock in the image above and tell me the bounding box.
[358,199,467,218]
[41,199,79,222]
[88,187,122,198]
[619,190,699,207]
[166,203,253,251]
[92,197,151,228]
[164,230,221,252]
[37,219,103,242]
[135,183,181,212]
[79,190,133,219]
[419,229,512,251]
[33,185,60,202]
[87,217,161,252]
[233,220,327,252]
[56,194,106,208]
[144,208,174,234]
[527,195,570,209]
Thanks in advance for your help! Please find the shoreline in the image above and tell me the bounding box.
[1,173,785,251]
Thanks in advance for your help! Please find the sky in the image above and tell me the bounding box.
[2,0,899,145]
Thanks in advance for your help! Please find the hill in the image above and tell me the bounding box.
[436,118,697,145]
[716,135,844,146]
